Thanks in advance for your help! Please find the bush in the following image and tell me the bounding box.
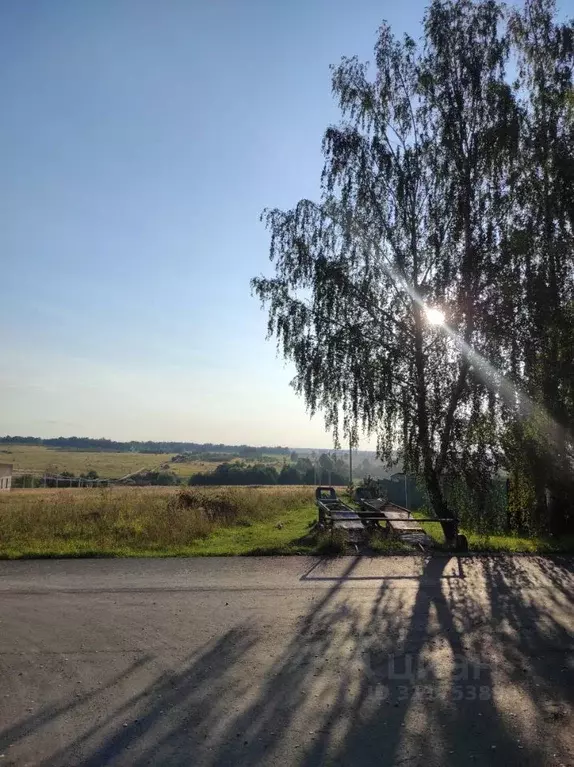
[278,465,302,484]
[130,471,180,486]
[315,529,348,556]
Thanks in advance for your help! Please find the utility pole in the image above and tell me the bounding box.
[349,436,353,488]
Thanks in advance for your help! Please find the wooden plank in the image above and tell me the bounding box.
[389,524,425,532]
[330,510,363,520]
[381,509,411,519]
[333,520,366,531]
[363,498,386,511]
[330,510,365,531]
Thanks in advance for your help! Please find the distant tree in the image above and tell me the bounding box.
[189,463,279,486]
[319,453,334,472]
[290,451,299,462]
[131,470,179,486]
[295,457,313,472]
[279,465,303,484]
[238,446,260,458]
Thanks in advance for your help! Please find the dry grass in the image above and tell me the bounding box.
[166,461,220,477]
[0,445,181,478]
[0,485,315,558]
[1,444,283,480]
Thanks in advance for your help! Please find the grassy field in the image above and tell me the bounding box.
[1,444,287,481]
[0,485,317,558]
[1,484,572,558]
[0,444,220,479]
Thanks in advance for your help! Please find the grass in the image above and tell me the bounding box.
[315,529,349,556]
[0,485,317,558]
[1,444,287,481]
[1,484,572,558]
[184,504,317,556]
[0,445,181,478]
[411,510,574,553]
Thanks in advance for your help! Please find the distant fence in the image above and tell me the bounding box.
[12,471,110,489]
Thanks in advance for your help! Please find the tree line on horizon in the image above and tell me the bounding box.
[0,435,291,456]
[189,454,351,487]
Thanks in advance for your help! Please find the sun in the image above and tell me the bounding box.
[426,307,445,325]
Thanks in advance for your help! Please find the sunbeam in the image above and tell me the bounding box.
[379,260,570,465]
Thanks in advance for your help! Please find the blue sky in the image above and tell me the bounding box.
[0,0,426,447]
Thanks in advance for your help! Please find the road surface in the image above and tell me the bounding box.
[1,555,573,766]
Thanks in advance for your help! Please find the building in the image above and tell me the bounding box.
[0,463,13,491]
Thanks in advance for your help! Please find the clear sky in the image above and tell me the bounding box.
[0,0,426,448]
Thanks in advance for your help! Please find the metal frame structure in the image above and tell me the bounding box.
[315,486,365,541]
[316,486,469,551]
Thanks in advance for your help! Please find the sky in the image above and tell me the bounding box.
[0,0,428,448]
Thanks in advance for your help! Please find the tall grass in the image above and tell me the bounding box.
[0,486,314,557]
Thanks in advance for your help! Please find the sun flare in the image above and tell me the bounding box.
[426,307,445,325]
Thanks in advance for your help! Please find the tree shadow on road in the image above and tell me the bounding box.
[2,555,573,766]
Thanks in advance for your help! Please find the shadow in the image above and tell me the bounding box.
[0,655,153,754]
[300,554,466,582]
[2,556,573,765]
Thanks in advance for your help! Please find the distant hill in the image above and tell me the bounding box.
[0,435,291,456]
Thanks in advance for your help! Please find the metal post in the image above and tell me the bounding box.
[349,436,353,488]
[404,474,408,510]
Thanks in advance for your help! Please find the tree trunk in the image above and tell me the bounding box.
[413,304,457,542]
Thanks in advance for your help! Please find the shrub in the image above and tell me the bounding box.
[315,529,348,556]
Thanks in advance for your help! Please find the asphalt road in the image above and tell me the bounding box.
[1,555,573,767]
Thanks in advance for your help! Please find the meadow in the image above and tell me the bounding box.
[2,483,571,558]
[0,444,238,480]
[0,485,317,558]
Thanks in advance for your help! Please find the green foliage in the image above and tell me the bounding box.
[131,470,180,486]
[315,530,348,556]
[278,465,303,485]
[368,532,410,554]
[188,456,349,486]
[253,0,574,535]
[442,476,507,535]
[12,475,42,489]
[189,462,279,486]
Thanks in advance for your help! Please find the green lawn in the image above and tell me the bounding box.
[184,503,317,556]
[411,512,574,553]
